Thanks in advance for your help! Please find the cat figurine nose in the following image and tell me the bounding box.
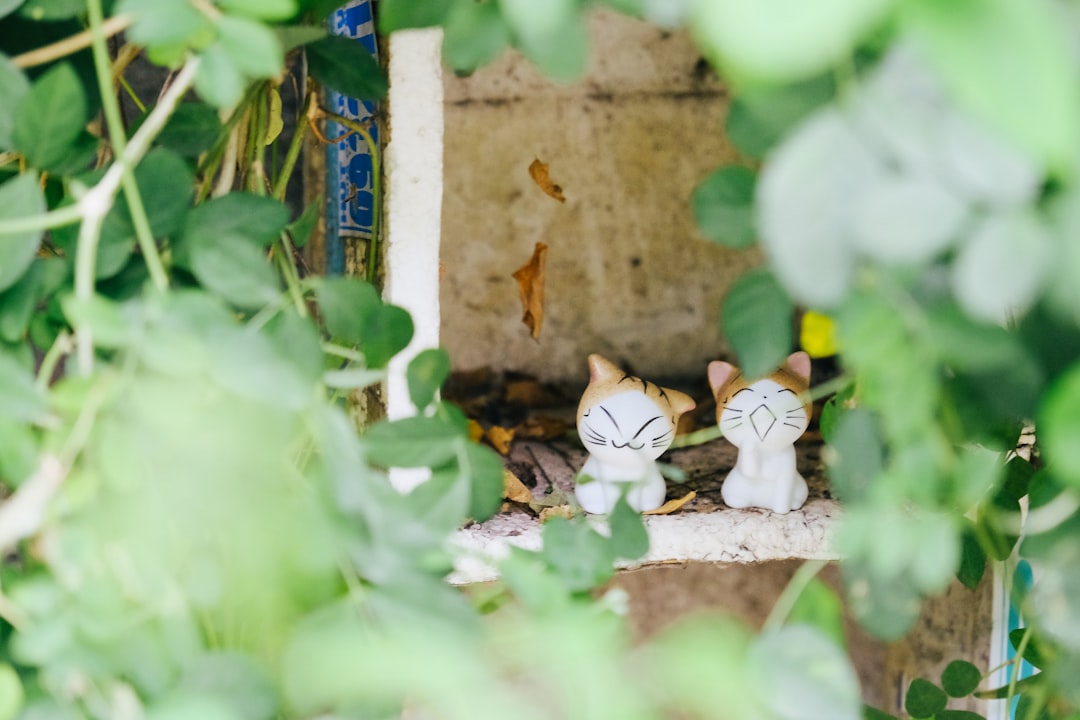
[749,404,777,441]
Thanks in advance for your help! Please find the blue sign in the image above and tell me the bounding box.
[326,0,379,274]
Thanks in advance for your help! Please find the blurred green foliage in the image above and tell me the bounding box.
[0,0,1077,718]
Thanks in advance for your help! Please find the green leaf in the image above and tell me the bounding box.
[862,705,898,720]
[0,416,37,487]
[758,107,878,307]
[217,0,296,20]
[363,415,464,469]
[378,0,454,31]
[189,234,281,309]
[609,495,649,560]
[306,35,388,101]
[842,560,921,640]
[60,293,140,349]
[275,25,327,52]
[540,516,615,592]
[0,352,45,424]
[951,208,1052,324]
[176,651,279,720]
[787,578,846,648]
[956,523,986,589]
[0,0,25,20]
[499,548,570,614]
[725,75,834,159]
[314,276,381,342]
[0,663,22,720]
[217,15,283,79]
[690,0,895,82]
[0,54,30,150]
[1038,360,1080,490]
[119,0,212,49]
[903,0,1080,175]
[406,348,451,411]
[0,173,45,293]
[850,174,967,265]
[941,659,982,698]
[750,625,861,720]
[692,165,757,249]
[182,193,289,254]
[501,0,589,82]
[157,102,223,157]
[721,268,793,379]
[360,304,413,369]
[905,678,947,718]
[96,149,193,277]
[0,258,55,342]
[1009,628,1053,670]
[212,326,315,410]
[18,0,83,19]
[12,62,87,171]
[442,0,509,74]
[287,200,319,250]
[459,441,504,522]
[195,41,247,108]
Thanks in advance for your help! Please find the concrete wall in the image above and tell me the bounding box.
[440,10,758,383]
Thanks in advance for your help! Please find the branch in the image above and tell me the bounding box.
[12,14,132,69]
[0,455,66,555]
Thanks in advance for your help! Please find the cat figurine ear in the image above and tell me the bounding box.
[575,354,695,514]
[708,351,812,514]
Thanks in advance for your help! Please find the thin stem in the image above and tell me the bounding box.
[12,13,132,69]
[763,558,829,633]
[0,202,83,236]
[324,343,365,362]
[669,425,723,449]
[72,57,201,373]
[321,108,381,283]
[36,330,72,391]
[87,0,168,293]
[118,75,146,114]
[272,90,314,201]
[274,236,309,317]
[1007,625,1033,709]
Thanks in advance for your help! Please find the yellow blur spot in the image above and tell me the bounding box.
[800,310,838,358]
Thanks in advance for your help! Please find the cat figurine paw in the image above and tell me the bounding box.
[575,354,696,514]
[707,351,812,514]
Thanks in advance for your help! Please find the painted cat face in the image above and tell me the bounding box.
[577,354,696,467]
[707,352,811,451]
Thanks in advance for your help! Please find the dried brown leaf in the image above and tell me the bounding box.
[467,419,484,443]
[642,490,697,515]
[540,504,575,522]
[528,158,566,202]
[503,469,534,504]
[515,416,570,440]
[512,242,548,340]
[485,425,516,455]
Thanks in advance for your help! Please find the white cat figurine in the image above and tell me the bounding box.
[575,354,696,514]
[707,352,812,514]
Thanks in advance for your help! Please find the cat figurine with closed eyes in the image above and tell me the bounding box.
[575,354,696,514]
[707,351,812,514]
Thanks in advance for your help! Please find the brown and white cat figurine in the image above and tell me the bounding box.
[575,354,696,514]
[707,352,812,514]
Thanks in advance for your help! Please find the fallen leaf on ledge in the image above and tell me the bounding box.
[540,505,575,523]
[467,419,484,443]
[485,425,516,455]
[528,158,566,202]
[643,490,696,515]
[503,469,534,504]
[512,242,548,340]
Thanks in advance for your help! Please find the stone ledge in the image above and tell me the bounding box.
[449,498,841,584]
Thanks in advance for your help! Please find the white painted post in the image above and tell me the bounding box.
[382,28,445,492]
